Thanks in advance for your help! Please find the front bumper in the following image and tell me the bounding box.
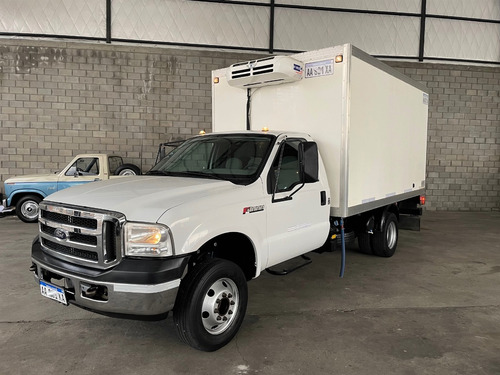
[31,236,190,318]
[0,197,15,214]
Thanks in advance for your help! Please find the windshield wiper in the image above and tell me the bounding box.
[147,170,228,181]
[173,171,227,181]
[146,170,171,176]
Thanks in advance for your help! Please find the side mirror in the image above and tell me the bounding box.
[299,142,319,183]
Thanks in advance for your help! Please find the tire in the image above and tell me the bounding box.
[371,212,398,257]
[174,258,248,352]
[115,164,141,176]
[16,195,42,223]
[357,232,373,254]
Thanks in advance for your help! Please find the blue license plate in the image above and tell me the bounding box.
[40,280,68,305]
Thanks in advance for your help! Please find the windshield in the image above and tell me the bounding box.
[149,134,275,184]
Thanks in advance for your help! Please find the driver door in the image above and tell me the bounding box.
[265,139,330,268]
[57,157,102,191]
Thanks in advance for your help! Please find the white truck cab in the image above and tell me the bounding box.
[30,44,428,351]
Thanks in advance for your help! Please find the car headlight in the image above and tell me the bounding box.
[124,222,174,257]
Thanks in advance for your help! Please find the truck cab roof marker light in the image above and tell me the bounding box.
[335,55,343,63]
[213,77,219,84]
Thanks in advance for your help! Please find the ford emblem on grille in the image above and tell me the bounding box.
[54,228,68,240]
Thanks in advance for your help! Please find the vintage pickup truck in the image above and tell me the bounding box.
[1,154,140,223]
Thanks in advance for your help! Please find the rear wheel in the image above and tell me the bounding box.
[174,258,248,352]
[16,195,42,223]
[371,212,398,257]
[357,232,373,254]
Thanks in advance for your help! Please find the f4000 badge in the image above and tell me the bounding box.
[242,205,264,214]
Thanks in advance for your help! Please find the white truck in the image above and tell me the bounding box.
[30,44,428,351]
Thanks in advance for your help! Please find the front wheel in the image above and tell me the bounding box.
[173,258,248,352]
[16,195,42,223]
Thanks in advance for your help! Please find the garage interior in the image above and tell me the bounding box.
[0,0,499,374]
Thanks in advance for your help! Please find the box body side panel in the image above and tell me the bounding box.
[346,55,428,213]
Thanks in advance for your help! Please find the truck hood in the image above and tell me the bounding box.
[6,173,59,183]
[44,176,234,222]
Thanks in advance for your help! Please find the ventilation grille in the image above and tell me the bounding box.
[227,56,304,88]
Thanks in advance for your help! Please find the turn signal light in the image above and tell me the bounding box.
[420,196,426,205]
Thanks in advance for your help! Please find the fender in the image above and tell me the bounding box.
[6,180,95,206]
[172,219,265,278]
[159,182,268,278]
[6,187,49,206]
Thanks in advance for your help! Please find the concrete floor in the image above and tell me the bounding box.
[1,211,499,375]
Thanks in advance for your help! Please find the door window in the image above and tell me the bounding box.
[65,158,99,176]
[270,140,303,193]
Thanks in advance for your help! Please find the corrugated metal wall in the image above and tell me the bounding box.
[1,0,499,64]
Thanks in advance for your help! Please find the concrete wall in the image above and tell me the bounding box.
[0,39,261,176]
[0,39,499,211]
[387,61,500,211]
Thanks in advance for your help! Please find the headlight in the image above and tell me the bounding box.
[124,222,174,257]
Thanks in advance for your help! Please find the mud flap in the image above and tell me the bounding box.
[399,214,421,231]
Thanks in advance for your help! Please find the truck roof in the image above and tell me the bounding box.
[204,130,311,139]
[72,154,121,158]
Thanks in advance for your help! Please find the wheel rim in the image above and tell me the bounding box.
[21,200,39,220]
[119,169,136,176]
[386,221,397,249]
[201,278,239,335]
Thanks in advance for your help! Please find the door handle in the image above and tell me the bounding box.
[320,191,327,206]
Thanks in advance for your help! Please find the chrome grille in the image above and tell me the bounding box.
[41,210,98,229]
[38,202,125,269]
[43,239,98,261]
[41,224,98,246]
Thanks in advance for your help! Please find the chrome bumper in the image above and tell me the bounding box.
[0,198,15,213]
[31,259,181,317]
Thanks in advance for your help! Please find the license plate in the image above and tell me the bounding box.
[40,280,68,305]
